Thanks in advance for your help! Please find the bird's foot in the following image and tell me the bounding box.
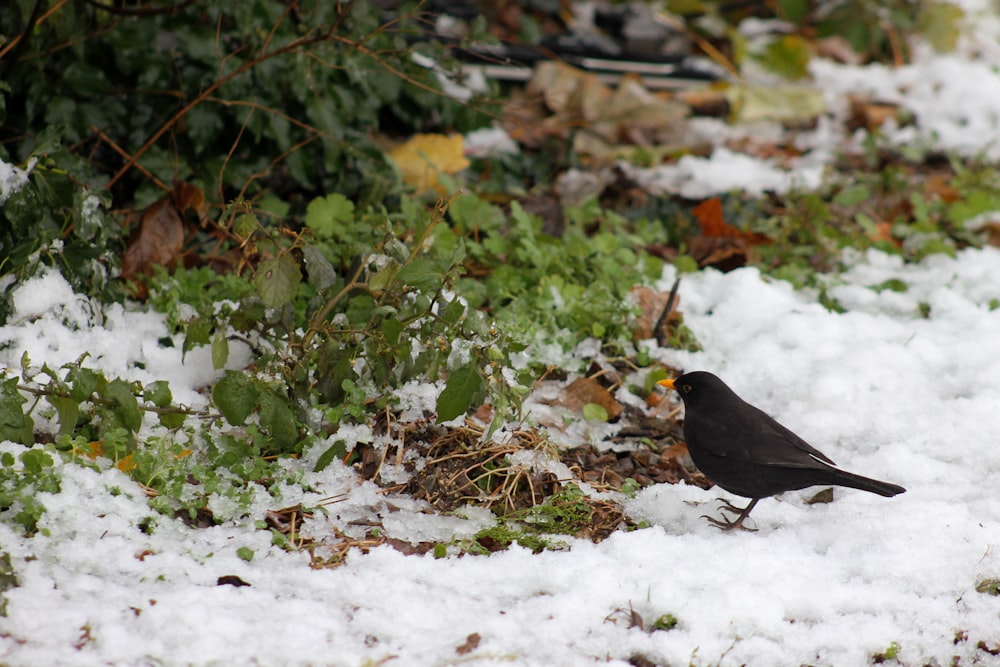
[701,513,758,532]
[701,498,760,531]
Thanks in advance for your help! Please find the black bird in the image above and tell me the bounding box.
[658,371,906,530]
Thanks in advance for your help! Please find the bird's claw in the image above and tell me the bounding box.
[700,513,758,532]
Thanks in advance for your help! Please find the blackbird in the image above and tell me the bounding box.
[658,371,906,530]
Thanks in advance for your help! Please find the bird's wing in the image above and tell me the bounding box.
[686,403,837,469]
[744,405,838,468]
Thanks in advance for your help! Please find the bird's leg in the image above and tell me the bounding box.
[701,498,760,531]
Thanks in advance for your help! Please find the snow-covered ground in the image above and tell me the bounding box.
[6,245,1000,666]
[4,2,1000,666]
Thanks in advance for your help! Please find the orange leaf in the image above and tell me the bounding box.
[692,198,742,238]
[117,454,136,473]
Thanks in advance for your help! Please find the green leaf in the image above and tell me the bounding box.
[0,377,33,445]
[106,379,143,432]
[918,1,964,53]
[313,439,347,472]
[66,366,99,402]
[674,255,699,274]
[182,318,213,356]
[440,297,466,325]
[143,381,172,407]
[212,331,230,370]
[29,124,66,158]
[368,258,401,291]
[20,449,54,475]
[257,194,290,219]
[759,34,811,80]
[397,258,444,292]
[305,194,355,238]
[236,546,254,562]
[258,389,298,450]
[213,372,259,426]
[776,0,809,22]
[582,403,609,422]
[254,255,302,308]
[301,245,337,292]
[833,184,871,207]
[158,412,187,430]
[436,362,485,423]
[47,395,79,436]
[381,318,404,346]
[233,213,258,239]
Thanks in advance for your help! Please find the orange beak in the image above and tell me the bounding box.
[658,378,676,390]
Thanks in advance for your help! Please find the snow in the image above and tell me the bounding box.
[4,5,1000,666]
[4,249,1000,665]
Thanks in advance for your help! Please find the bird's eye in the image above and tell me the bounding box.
[682,384,692,393]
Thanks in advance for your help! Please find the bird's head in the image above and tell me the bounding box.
[657,371,737,408]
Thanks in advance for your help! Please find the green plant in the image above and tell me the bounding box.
[1,2,492,205]
[0,446,61,536]
[650,613,679,632]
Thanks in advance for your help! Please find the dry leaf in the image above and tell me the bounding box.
[631,285,678,341]
[122,181,209,298]
[560,377,623,421]
[923,173,960,203]
[692,198,739,238]
[455,633,481,656]
[847,96,904,133]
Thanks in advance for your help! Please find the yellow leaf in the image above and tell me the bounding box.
[389,134,469,194]
[117,454,136,473]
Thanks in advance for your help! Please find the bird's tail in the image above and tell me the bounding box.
[829,469,906,497]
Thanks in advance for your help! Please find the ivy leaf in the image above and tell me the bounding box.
[436,362,485,423]
[255,255,302,308]
[106,379,143,432]
[213,372,259,426]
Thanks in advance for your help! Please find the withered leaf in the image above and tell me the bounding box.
[455,633,481,656]
[560,377,623,421]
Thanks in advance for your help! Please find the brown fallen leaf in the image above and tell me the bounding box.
[122,181,210,298]
[631,285,678,341]
[455,633,481,656]
[846,96,905,133]
[688,197,770,271]
[560,376,623,421]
